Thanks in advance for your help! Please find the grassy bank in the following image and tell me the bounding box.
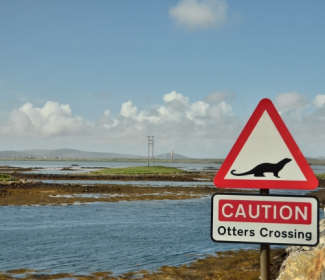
[0,174,16,182]
[91,166,187,175]
[317,173,325,179]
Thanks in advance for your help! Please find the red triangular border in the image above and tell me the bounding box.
[214,98,318,190]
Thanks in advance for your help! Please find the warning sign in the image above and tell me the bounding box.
[214,99,318,190]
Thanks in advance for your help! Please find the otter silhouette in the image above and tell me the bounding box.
[230,158,292,178]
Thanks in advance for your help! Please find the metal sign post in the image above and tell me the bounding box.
[260,189,270,280]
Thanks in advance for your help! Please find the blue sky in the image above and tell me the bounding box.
[0,0,325,158]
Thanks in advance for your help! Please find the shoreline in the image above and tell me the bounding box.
[9,171,216,181]
[1,169,325,206]
[0,248,286,280]
[0,181,248,206]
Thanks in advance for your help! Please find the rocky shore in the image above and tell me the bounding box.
[0,180,249,206]
[1,176,325,207]
[10,171,216,181]
[276,219,325,280]
[0,169,250,206]
[0,248,286,280]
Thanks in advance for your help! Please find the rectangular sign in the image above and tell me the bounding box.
[211,193,319,246]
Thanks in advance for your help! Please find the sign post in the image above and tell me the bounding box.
[260,189,270,280]
[212,98,319,280]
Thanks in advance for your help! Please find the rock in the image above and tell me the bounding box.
[277,219,325,280]
[277,250,316,280]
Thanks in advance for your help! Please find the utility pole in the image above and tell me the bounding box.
[147,136,154,167]
[152,136,154,167]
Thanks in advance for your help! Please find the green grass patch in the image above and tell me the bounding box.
[91,165,186,175]
[317,173,325,179]
[0,174,16,181]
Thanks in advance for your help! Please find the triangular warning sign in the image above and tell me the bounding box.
[214,98,318,190]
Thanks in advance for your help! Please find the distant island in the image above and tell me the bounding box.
[0,149,224,164]
[0,149,324,165]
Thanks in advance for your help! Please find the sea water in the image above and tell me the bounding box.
[0,198,323,276]
[0,198,258,275]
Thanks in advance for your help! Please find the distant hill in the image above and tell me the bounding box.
[155,152,189,160]
[0,150,31,158]
[0,149,145,159]
[306,156,325,162]
[0,149,191,160]
[1,149,323,162]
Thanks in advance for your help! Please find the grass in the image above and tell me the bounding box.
[91,165,187,175]
[317,173,325,179]
[0,174,16,181]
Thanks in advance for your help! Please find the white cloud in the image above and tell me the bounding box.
[1,101,93,137]
[18,101,72,129]
[274,91,309,113]
[0,91,241,157]
[169,0,228,30]
[120,101,138,118]
[163,90,189,108]
[269,93,325,157]
[5,91,325,158]
[205,90,235,103]
[313,95,325,108]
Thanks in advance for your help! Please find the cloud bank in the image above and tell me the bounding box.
[274,91,309,113]
[0,91,242,157]
[169,0,228,30]
[1,91,325,158]
[273,92,325,156]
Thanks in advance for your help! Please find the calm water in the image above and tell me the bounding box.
[34,179,214,187]
[0,199,323,275]
[0,160,221,172]
[0,198,259,275]
[31,180,313,196]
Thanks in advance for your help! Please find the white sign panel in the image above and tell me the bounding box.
[225,111,306,181]
[211,194,319,246]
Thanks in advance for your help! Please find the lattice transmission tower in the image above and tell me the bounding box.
[147,136,154,167]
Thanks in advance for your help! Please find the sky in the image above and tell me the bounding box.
[0,0,325,158]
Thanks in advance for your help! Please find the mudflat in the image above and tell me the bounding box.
[0,180,240,206]
[1,167,325,206]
